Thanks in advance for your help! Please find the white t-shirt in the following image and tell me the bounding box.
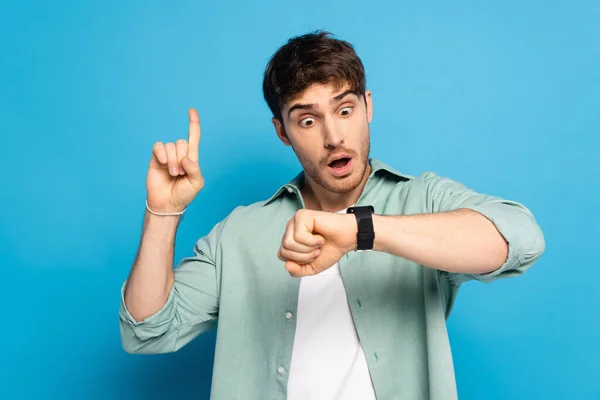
[287,207,377,400]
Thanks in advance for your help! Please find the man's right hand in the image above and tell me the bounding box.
[146,108,204,213]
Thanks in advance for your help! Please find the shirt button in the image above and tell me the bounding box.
[286,187,293,193]
[285,312,293,319]
[278,366,285,375]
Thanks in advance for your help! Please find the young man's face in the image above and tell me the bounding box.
[273,82,373,195]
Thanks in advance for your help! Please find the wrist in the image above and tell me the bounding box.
[144,209,182,232]
[371,214,386,252]
[343,214,359,253]
[146,199,187,216]
[344,206,377,252]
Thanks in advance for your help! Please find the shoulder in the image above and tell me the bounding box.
[383,169,459,193]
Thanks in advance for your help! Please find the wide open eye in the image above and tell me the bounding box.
[300,117,315,128]
[340,106,353,117]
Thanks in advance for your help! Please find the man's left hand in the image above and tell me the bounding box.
[277,209,357,277]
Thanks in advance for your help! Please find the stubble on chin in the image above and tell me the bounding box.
[294,140,370,195]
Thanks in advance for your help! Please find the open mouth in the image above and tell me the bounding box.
[328,157,351,168]
[327,157,353,176]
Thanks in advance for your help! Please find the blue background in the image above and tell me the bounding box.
[1,0,598,399]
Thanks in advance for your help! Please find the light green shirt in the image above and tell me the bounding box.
[119,158,545,399]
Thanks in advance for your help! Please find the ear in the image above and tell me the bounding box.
[272,117,291,146]
[364,90,373,123]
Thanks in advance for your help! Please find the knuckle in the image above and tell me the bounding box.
[295,209,307,219]
[286,235,298,247]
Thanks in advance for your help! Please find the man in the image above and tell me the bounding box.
[119,31,545,400]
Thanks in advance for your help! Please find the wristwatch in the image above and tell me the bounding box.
[346,205,375,251]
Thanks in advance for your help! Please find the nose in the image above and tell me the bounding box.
[323,117,344,149]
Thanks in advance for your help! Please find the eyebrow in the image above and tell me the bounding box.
[287,89,358,119]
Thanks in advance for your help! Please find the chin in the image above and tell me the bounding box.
[325,180,361,194]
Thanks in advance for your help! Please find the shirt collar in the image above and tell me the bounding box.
[262,158,411,207]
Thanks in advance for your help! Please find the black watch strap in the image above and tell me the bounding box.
[346,205,375,251]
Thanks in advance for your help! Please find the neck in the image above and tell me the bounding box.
[301,163,372,213]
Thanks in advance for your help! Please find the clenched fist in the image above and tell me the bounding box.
[146,108,205,214]
[277,209,359,277]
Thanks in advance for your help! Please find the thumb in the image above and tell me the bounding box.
[181,156,203,185]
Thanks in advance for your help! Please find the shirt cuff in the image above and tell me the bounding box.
[119,281,177,341]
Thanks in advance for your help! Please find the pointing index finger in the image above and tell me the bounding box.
[188,108,201,162]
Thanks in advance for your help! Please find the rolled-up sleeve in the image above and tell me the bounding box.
[119,218,227,354]
[421,171,546,286]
